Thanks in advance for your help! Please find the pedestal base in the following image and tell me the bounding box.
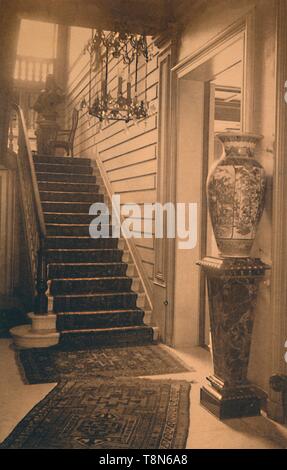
[197,257,269,420]
[200,384,261,420]
[10,313,60,349]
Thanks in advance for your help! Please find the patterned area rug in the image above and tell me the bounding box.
[17,344,192,384]
[0,379,191,449]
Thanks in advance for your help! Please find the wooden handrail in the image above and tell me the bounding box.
[13,104,47,238]
[11,103,48,314]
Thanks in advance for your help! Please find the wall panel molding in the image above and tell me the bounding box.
[268,0,287,423]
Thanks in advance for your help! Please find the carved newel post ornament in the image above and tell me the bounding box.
[33,74,64,155]
[198,132,269,419]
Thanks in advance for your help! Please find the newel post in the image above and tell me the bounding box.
[34,241,48,315]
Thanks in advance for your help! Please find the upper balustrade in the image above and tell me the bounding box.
[14,55,55,84]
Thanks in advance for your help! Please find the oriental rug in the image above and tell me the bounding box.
[17,344,192,384]
[0,378,191,449]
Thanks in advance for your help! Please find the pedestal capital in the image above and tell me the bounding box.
[197,256,270,278]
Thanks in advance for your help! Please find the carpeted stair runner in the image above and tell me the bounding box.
[34,154,153,348]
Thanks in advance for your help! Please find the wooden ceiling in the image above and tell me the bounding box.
[14,0,175,35]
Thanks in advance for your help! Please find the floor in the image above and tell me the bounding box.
[0,338,286,449]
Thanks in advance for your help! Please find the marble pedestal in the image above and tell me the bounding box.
[197,256,269,419]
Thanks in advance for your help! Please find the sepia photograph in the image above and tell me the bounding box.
[0,0,286,455]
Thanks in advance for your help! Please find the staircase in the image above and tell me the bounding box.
[34,154,154,348]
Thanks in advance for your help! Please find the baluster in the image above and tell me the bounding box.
[20,59,25,81]
[25,58,29,82]
[35,61,40,82]
[39,60,43,82]
[43,61,48,82]
[32,59,36,82]
[34,239,48,314]
[14,58,19,80]
[48,60,53,75]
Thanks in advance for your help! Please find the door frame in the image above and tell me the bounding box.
[167,11,256,347]
[267,0,287,421]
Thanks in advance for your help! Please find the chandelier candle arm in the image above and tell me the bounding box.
[127,81,132,104]
[118,76,123,97]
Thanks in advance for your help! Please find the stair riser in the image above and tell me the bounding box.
[35,163,93,175]
[60,328,154,348]
[39,182,97,193]
[47,250,123,263]
[46,238,118,249]
[57,311,144,330]
[49,263,127,278]
[34,156,91,166]
[40,191,100,202]
[42,200,103,213]
[36,173,96,183]
[44,213,109,224]
[47,225,113,237]
[53,293,137,312]
[51,278,132,295]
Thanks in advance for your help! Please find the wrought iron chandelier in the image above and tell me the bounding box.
[82,29,153,124]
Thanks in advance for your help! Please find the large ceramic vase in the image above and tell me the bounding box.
[207,132,266,257]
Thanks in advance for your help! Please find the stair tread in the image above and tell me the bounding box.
[47,235,103,238]
[43,201,97,204]
[52,276,130,281]
[46,224,110,228]
[57,309,142,315]
[54,291,136,298]
[37,171,93,177]
[49,262,126,265]
[40,181,96,186]
[47,224,102,226]
[44,212,97,215]
[34,155,90,162]
[36,163,90,168]
[47,248,120,252]
[47,237,112,241]
[40,191,99,195]
[61,325,151,334]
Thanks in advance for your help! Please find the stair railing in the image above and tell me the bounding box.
[10,103,48,314]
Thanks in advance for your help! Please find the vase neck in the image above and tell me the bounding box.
[217,134,261,158]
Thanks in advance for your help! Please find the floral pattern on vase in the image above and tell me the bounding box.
[207,132,266,257]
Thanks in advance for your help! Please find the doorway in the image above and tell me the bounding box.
[201,59,243,347]
[172,28,247,349]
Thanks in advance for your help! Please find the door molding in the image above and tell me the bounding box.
[172,11,255,130]
[267,0,287,422]
[153,35,179,345]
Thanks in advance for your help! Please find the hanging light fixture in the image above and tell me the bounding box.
[82,29,153,124]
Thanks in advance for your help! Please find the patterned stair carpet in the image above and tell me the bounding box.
[0,379,191,449]
[17,344,193,384]
[34,154,153,348]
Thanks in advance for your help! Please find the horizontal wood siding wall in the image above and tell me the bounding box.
[66,28,159,293]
